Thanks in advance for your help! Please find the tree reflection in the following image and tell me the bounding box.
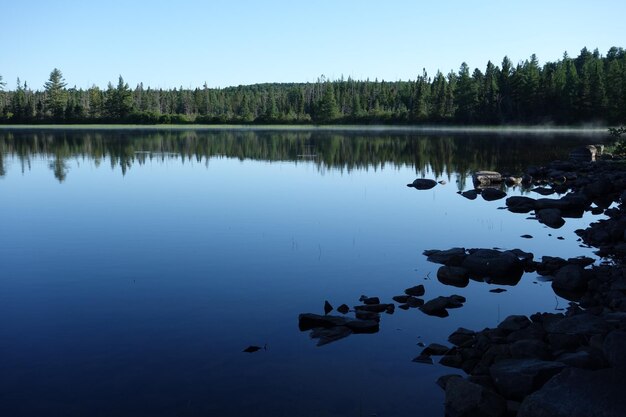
[0,129,601,182]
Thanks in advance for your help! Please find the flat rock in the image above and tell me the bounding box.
[424,247,467,265]
[482,188,507,201]
[408,178,437,190]
[437,265,470,287]
[518,368,626,417]
[404,284,425,297]
[489,358,566,400]
[445,377,507,417]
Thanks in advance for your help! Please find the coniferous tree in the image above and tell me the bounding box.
[44,68,67,120]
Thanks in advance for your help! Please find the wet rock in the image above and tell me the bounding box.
[422,342,450,356]
[436,374,462,390]
[473,171,503,186]
[536,208,565,229]
[497,315,531,332]
[506,196,536,213]
[361,296,380,305]
[448,327,476,346]
[482,188,507,201]
[445,377,507,417]
[461,190,478,200]
[489,358,566,400]
[518,368,626,417]
[310,326,352,346]
[437,265,470,287]
[408,178,437,190]
[461,249,524,280]
[404,284,425,297]
[354,303,393,313]
[412,354,433,364]
[569,145,597,162]
[336,304,350,314]
[552,264,587,293]
[424,247,467,265]
[531,187,555,196]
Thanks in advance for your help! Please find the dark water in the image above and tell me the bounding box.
[0,128,607,416]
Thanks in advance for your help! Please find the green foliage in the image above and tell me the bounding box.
[44,68,67,120]
[1,46,626,125]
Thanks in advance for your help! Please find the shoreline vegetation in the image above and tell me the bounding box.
[1,47,625,126]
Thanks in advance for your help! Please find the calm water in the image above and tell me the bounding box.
[0,128,607,417]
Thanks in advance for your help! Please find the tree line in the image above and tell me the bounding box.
[1,46,625,125]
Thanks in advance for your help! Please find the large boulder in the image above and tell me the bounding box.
[473,171,503,186]
[445,377,507,417]
[489,358,566,400]
[437,265,470,287]
[461,249,524,281]
[408,178,437,190]
[518,368,626,417]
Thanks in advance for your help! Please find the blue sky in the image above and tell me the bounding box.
[1,0,625,90]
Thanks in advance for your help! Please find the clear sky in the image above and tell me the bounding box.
[1,0,625,90]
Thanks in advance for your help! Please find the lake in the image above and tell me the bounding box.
[0,127,607,417]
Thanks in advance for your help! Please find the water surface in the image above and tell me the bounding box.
[0,128,606,416]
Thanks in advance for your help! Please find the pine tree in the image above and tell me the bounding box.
[44,68,67,120]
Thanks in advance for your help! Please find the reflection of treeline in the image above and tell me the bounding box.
[0,47,625,125]
[0,129,598,183]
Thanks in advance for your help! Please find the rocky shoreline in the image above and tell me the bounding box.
[434,145,626,417]
[299,144,626,416]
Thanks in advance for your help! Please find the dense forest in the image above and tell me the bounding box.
[1,47,625,125]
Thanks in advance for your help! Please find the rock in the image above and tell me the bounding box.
[404,284,425,297]
[520,234,533,239]
[336,304,350,314]
[461,249,524,280]
[498,315,531,332]
[424,247,467,265]
[505,176,522,186]
[518,368,626,417]
[422,343,451,356]
[489,358,566,400]
[552,264,587,293]
[412,354,433,364]
[440,350,464,368]
[509,339,550,360]
[473,171,503,186]
[362,296,380,305]
[324,300,333,314]
[299,313,348,330]
[420,297,450,317]
[342,319,379,334]
[405,296,425,307]
[532,187,555,196]
[544,313,610,335]
[437,265,470,287]
[461,190,478,200]
[489,288,507,293]
[243,345,264,353]
[481,188,507,201]
[354,303,393,313]
[536,208,565,229]
[569,145,597,162]
[448,327,476,346]
[603,330,626,369]
[392,295,410,303]
[555,350,597,369]
[408,178,437,190]
[445,377,507,417]
[436,374,462,390]
[506,196,536,213]
[310,326,352,346]
[355,310,380,321]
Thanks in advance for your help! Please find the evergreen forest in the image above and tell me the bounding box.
[1,47,625,125]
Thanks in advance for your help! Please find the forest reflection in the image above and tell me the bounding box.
[0,129,600,187]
